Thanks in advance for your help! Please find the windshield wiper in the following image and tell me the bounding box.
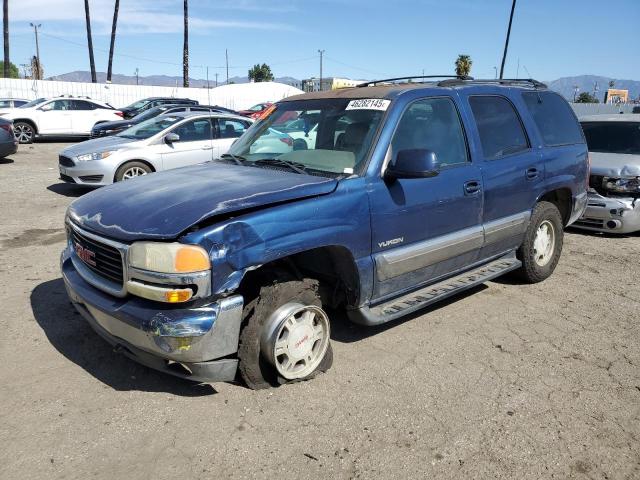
[219,153,247,165]
[254,158,307,174]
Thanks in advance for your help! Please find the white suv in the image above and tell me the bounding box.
[0,97,123,144]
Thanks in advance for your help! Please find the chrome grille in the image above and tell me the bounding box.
[69,226,124,286]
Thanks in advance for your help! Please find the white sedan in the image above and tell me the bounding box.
[58,112,252,186]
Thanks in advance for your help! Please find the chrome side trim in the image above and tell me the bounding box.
[376,226,484,281]
[483,211,530,245]
[67,220,129,298]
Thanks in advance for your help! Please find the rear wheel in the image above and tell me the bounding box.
[516,201,564,283]
[114,161,152,182]
[14,122,35,144]
[238,278,333,389]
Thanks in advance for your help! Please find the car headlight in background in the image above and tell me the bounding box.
[602,176,640,194]
[76,151,115,162]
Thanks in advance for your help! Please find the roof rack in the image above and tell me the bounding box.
[357,75,473,87]
[437,78,547,88]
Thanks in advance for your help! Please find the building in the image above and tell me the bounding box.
[302,77,365,92]
[604,88,629,104]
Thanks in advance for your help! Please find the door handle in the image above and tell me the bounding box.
[464,180,481,195]
[202,146,213,150]
[526,167,539,180]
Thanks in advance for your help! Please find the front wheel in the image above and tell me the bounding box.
[114,161,152,182]
[238,278,333,389]
[14,122,35,144]
[516,201,564,283]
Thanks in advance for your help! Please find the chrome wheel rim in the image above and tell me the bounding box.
[261,303,330,380]
[533,220,555,267]
[14,124,33,143]
[122,166,148,180]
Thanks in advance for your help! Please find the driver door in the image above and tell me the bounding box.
[160,118,215,171]
[37,100,73,134]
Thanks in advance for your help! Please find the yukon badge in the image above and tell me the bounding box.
[378,237,404,248]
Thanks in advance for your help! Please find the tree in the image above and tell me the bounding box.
[455,54,472,77]
[106,0,120,82]
[183,0,189,87]
[0,60,18,78]
[84,0,96,83]
[248,63,274,82]
[575,92,599,103]
[3,0,9,78]
[608,80,615,88]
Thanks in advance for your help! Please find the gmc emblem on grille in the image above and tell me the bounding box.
[74,241,96,267]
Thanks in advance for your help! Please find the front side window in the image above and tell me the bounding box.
[469,96,529,160]
[391,97,468,167]
[581,122,640,155]
[171,118,213,142]
[117,115,183,140]
[218,119,248,138]
[0,100,11,108]
[42,100,72,111]
[522,91,583,146]
[227,98,386,176]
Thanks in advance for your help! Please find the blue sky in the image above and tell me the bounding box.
[7,0,640,81]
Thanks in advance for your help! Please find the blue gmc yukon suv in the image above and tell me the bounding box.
[61,77,589,389]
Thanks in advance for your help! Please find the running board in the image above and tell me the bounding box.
[348,254,521,326]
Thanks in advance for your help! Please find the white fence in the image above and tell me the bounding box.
[570,103,636,117]
[0,78,303,111]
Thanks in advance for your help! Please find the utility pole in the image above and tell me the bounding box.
[499,0,516,79]
[225,49,229,84]
[493,66,498,79]
[107,0,120,83]
[83,0,97,82]
[135,67,139,85]
[318,49,324,91]
[30,23,41,80]
[182,0,188,87]
[3,0,9,78]
[215,73,218,87]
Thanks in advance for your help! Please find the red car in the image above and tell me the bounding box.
[238,102,274,119]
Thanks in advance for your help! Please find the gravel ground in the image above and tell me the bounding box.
[0,142,639,480]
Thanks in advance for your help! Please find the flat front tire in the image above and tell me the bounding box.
[516,201,564,283]
[238,278,333,389]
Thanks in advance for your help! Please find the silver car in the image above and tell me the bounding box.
[58,112,252,186]
[574,114,640,234]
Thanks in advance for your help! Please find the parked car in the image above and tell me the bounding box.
[238,102,273,119]
[0,96,123,144]
[61,78,588,389]
[90,104,239,138]
[59,112,251,185]
[120,97,198,119]
[0,117,18,158]
[0,98,29,110]
[573,114,640,233]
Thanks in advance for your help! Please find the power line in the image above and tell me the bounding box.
[323,55,389,77]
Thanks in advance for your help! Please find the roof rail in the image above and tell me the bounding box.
[357,75,473,87]
[437,78,547,88]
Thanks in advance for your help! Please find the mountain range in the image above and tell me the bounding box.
[48,71,639,101]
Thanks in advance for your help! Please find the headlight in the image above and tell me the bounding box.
[76,151,114,162]
[129,242,211,274]
[602,176,640,194]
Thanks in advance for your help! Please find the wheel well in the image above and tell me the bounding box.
[114,159,155,182]
[539,188,572,226]
[13,118,38,133]
[238,246,360,309]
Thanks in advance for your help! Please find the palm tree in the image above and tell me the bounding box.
[106,0,120,82]
[455,55,472,77]
[608,80,615,89]
[3,0,9,78]
[84,0,97,82]
[183,0,189,87]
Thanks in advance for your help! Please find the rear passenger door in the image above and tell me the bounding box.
[465,94,544,258]
[70,100,100,134]
[368,96,484,301]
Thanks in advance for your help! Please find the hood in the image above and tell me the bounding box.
[93,119,135,131]
[68,163,338,241]
[61,136,140,157]
[590,151,640,177]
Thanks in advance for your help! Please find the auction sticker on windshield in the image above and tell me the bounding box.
[346,99,390,111]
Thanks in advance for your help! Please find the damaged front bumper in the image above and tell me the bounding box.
[573,192,640,234]
[61,247,244,383]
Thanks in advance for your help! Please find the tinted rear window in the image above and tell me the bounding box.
[522,92,583,146]
[581,122,640,155]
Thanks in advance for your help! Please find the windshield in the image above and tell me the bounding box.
[117,115,183,140]
[227,99,387,175]
[125,99,150,110]
[248,103,266,111]
[132,106,168,122]
[582,122,640,155]
[19,98,47,109]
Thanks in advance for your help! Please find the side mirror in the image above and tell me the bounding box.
[386,149,440,179]
[164,133,180,144]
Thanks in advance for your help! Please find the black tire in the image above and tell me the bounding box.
[238,278,333,390]
[14,121,35,144]
[516,201,564,283]
[114,161,152,182]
